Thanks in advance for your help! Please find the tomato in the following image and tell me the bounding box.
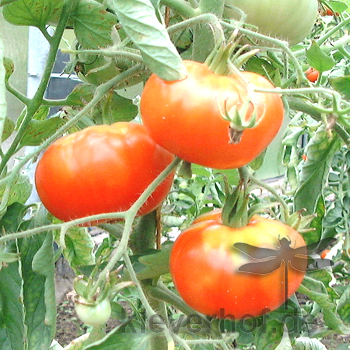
[35,122,175,224]
[75,297,112,326]
[224,0,318,45]
[141,60,284,170]
[170,210,307,319]
[305,67,319,83]
[320,249,331,259]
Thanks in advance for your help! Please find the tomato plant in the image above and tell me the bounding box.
[2,0,350,349]
[141,60,284,169]
[224,0,318,45]
[170,209,307,319]
[35,122,175,224]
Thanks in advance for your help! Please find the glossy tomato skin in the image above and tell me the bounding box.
[170,210,307,319]
[35,122,175,224]
[141,60,284,169]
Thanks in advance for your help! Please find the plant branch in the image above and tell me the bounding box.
[160,0,197,18]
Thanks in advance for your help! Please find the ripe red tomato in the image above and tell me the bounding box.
[35,122,175,224]
[141,60,284,169]
[305,67,319,83]
[170,210,307,319]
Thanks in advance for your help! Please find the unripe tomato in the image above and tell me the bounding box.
[170,210,307,319]
[35,122,175,225]
[305,67,319,83]
[141,60,284,169]
[75,297,111,326]
[224,0,318,45]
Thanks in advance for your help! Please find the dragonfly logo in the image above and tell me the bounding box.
[233,237,334,306]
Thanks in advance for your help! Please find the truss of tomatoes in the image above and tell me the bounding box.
[35,122,175,225]
[141,60,284,169]
[170,209,307,319]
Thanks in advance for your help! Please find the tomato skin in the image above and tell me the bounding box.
[170,210,307,319]
[305,67,319,83]
[224,0,318,45]
[141,60,284,170]
[35,122,175,224]
[321,249,331,259]
[75,298,112,326]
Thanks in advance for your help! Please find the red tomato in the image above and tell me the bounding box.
[140,60,284,169]
[35,122,175,224]
[170,210,307,319]
[305,67,319,83]
[320,249,331,259]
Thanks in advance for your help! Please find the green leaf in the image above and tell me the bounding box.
[255,319,284,350]
[2,0,64,27]
[0,202,28,232]
[294,127,342,214]
[2,57,14,81]
[329,76,350,100]
[0,0,20,6]
[306,41,336,72]
[108,0,186,81]
[0,248,25,350]
[71,0,117,49]
[19,117,66,147]
[66,83,95,107]
[19,233,56,350]
[2,118,15,142]
[100,91,138,123]
[294,337,327,350]
[337,285,350,323]
[85,320,152,350]
[59,226,96,269]
[303,195,325,245]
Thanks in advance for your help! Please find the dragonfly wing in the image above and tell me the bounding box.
[233,242,278,259]
[302,237,335,254]
[238,258,280,275]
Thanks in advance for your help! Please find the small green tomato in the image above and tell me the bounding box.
[74,297,112,327]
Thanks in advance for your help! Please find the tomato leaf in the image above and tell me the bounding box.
[0,0,20,5]
[294,337,327,350]
[100,92,138,123]
[19,117,66,147]
[337,285,350,323]
[60,226,96,269]
[306,41,336,72]
[21,233,56,349]
[0,245,25,350]
[71,0,117,49]
[84,320,152,350]
[294,127,342,214]
[108,0,186,81]
[329,76,350,100]
[65,83,95,107]
[1,117,15,142]
[2,0,64,27]
[254,319,284,350]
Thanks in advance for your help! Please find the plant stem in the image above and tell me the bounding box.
[0,32,6,145]
[0,0,74,175]
[160,0,197,18]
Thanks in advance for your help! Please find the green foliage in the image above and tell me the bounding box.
[1,0,350,349]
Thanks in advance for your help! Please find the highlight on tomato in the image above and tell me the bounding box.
[141,60,284,170]
[170,209,307,319]
[224,0,318,45]
[35,122,175,225]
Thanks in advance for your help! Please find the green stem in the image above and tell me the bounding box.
[87,157,180,297]
[160,0,197,18]
[316,16,350,47]
[287,97,350,146]
[4,81,30,106]
[0,0,74,175]
[0,32,6,145]
[220,21,306,84]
